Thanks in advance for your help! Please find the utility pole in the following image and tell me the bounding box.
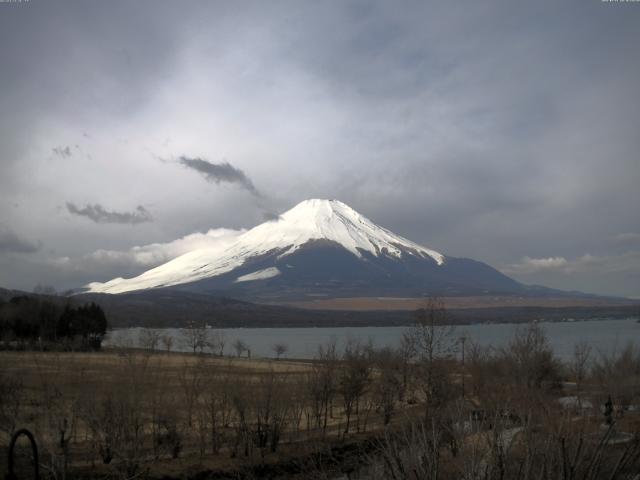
[459,334,467,399]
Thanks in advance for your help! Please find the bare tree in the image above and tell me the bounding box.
[591,341,640,412]
[251,369,291,456]
[233,339,247,358]
[181,321,209,354]
[210,330,226,356]
[154,411,182,460]
[287,375,308,440]
[397,331,415,400]
[78,389,124,465]
[32,352,86,480]
[502,322,560,390]
[370,421,443,480]
[371,347,402,425]
[272,342,289,360]
[340,340,372,435]
[111,351,152,477]
[465,341,493,399]
[308,339,338,434]
[139,328,161,351]
[409,297,456,415]
[230,377,252,458]
[203,367,234,454]
[147,362,180,460]
[367,411,640,480]
[570,340,592,396]
[177,356,206,428]
[410,297,456,363]
[161,334,173,353]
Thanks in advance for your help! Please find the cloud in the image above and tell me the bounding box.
[0,227,243,292]
[178,156,260,196]
[66,203,153,224]
[503,256,569,274]
[0,2,639,297]
[0,224,41,253]
[48,227,243,278]
[52,146,72,158]
[503,252,640,275]
[614,232,640,245]
[86,227,242,267]
[262,211,281,222]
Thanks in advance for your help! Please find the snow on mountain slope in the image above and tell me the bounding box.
[85,199,445,294]
[235,267,281,283]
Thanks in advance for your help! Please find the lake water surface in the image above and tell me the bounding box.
[105,318,639,361]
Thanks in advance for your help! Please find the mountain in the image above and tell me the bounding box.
[84,199,528,300]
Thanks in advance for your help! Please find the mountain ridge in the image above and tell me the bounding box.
[85,199,449,295]
[82,199,560,301]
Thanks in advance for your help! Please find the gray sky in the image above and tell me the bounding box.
[1,0,639,298]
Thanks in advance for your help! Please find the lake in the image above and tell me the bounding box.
[104,317,639,361]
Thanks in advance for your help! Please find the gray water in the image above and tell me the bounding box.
[104,318,639,361]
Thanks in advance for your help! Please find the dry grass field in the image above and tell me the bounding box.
[0,348,423,479]
[281,295,636,311]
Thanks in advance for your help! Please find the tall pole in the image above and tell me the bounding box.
[460,335,466,399]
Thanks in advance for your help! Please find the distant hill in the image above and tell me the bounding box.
[77,289,639,328]
[2,286,637,328]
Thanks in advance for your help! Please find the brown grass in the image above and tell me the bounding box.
[279,295,634,311]
[0,348,411,479]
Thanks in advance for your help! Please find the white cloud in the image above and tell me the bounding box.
[503,252,640,275]
[48,227,244,274]
[508,256,568,273]
[614,232,640,244]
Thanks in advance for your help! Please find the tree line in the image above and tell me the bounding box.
[0,295,108,350]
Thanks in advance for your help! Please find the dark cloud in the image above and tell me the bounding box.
[178,156,260,196]
[66,203,153,225]
[52,146,72,158]
[0,225,40,253]
[262,211,281,222]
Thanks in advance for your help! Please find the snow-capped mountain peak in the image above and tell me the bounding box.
[85,199,445,294]
[249,199,444,262]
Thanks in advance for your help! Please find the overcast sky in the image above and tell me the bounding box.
[1,0,639,298]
